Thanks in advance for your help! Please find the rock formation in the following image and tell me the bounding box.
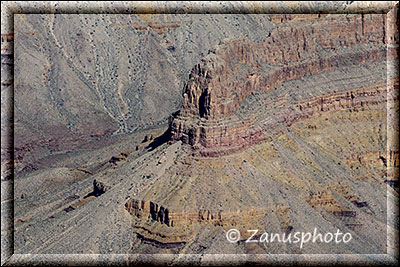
[121,13,396,252]
[12,14,279,174]
[169,14,389,156]
[11,9,398,258]
[92,179,110,197]
[125,198,267,227]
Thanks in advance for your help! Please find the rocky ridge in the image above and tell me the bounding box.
[117,13,398,247]
[169,14,390,156]
[125,198,267,228]
[12,14,278,174]
[10,12,398,257]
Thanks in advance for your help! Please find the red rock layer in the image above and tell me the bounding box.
[169,14,390,156]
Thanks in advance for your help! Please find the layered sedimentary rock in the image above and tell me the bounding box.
[125,198,267,227]
[125,199,171,226]
[123,14,397,249]
[169,14,389,156]
[12,14,280,174]
[11,9,398,257]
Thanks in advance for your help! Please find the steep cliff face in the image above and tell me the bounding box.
[125,199,171,226]
[125,198,267,228]
[169,14,389,156]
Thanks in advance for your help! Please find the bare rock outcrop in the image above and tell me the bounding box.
[92,179,110,197]
[169,14,390,156]
[125,198,266,227]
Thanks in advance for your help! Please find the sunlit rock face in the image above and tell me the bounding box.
[12,11,398,257]
[169,14,389,156]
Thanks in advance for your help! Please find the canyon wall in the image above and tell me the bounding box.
[125,198,266,227]
[193,82,390,157]
[169,14,391,156]
[12,14,278,174]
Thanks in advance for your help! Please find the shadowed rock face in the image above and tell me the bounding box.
[169,14,389,156]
